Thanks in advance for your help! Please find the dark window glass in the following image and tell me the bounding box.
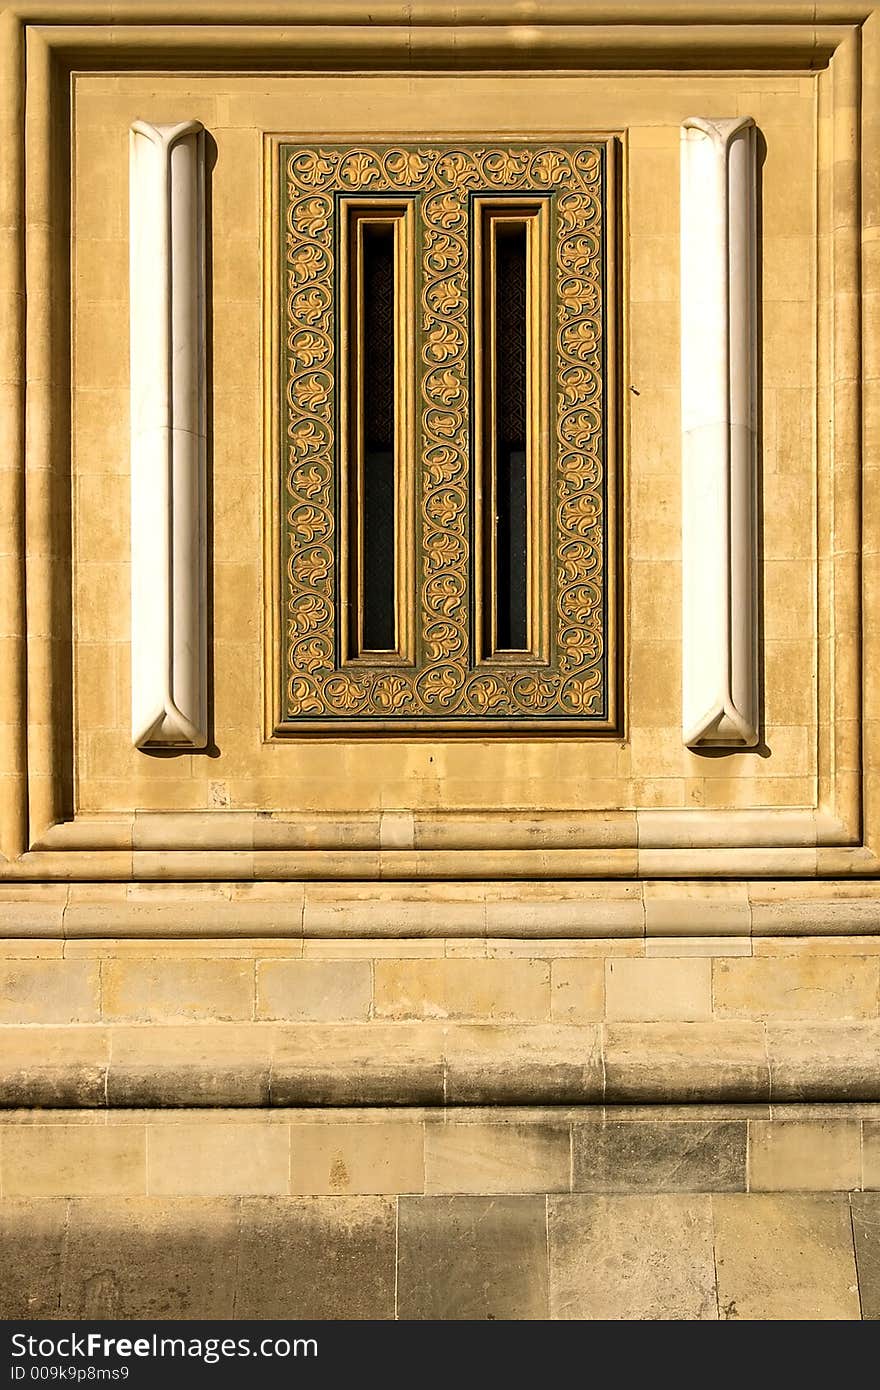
[491,222,528,651]
[358,222,396,652]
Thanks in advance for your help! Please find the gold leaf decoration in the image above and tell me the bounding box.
[281,143,607,723]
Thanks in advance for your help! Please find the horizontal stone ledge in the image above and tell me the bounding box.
[26,18,851,73]
[32,808,841,854]
[6,849,880,888]
[3,880,880,938]
[1,1021,878,1107]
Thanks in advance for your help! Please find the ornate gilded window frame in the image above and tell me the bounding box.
[265,135,620,735]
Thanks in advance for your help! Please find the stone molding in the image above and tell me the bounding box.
[129,119,208,750]
[681,116,758,748]
[1,1018,878,1106]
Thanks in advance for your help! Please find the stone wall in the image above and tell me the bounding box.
[2,1109,878,1319]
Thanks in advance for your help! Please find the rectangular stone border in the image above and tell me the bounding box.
[0,3,877,889]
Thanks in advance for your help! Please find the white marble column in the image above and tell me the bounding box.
[129,120,207,749]
[680,116,759,748]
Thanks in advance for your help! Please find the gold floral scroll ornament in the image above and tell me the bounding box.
[281,142,608,725]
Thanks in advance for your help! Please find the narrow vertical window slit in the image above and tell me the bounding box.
[475,201,547,664]
[359,222,396,652]
[342,205,413,664]
[493,223,529,652]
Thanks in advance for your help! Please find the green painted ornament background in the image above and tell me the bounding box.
[280,141,608,725]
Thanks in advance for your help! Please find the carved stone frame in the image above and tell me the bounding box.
[0,3,877,912]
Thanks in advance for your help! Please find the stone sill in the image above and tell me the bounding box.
[2,1019,879,1107]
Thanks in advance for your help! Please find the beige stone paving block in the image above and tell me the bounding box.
[1,1125,145,1198]
[147,1122,289,1196]
[714,957,879,1021]
[549,1195,717,1320]
[290,1121,424,1196]
[551,959,604,1022]
[373,959,550,1022]
[256,959,371,1022]
[101,959,255,1022]
[424,1119,570,1195]
[749,1120,861,1191]
[0,960,100,1024]
[712,1195,861,1320]
[605,959,712,1022]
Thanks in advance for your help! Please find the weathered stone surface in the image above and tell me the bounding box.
[397,1195,549,1319]
[237,1197,395,1319]
[425,1119,570,1194]
[0,1199,67,1318]
[549,1194,717,1319]
[604,1023,769,1101]
[61,1198,240,1319]
[106,1025,272,1106]
[766,1023,880,1100]
[270,1024,445,1106]
[444,1025,602,1104]
[0,1027,109,1107]
[572,1119,746,1192]
[851,1194,880,1320]
[713,1194,861,1320]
